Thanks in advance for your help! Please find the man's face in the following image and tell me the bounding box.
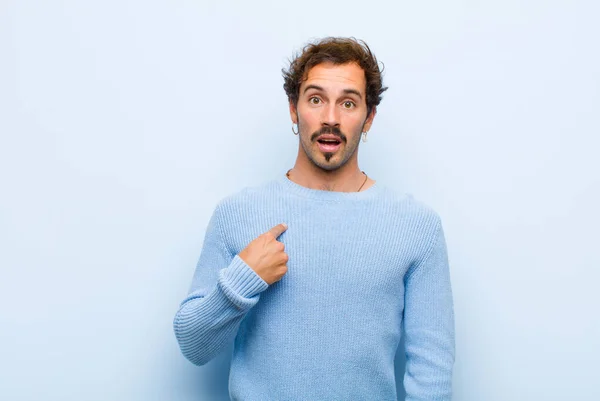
[289,62,375,172]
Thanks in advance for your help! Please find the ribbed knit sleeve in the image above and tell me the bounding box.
[403,217,455,400]
[172,202,269,366]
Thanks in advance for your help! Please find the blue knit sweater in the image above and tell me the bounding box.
[173,174,455,400]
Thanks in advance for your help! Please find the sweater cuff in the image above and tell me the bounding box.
[218,255,269,302]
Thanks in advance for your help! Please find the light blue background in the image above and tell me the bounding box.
[1,1,599,400]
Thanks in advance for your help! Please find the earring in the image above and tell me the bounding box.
[292,123,299,135]
[362,131,368,142]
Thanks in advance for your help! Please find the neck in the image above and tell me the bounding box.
[286,163,371,193]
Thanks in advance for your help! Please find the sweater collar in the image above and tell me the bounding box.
[275,173,382,201]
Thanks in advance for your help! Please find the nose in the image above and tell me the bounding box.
[321,102,340,128]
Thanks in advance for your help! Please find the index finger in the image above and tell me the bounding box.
[267,223,288,239]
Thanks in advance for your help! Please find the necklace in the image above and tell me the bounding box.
[285,168,369,192]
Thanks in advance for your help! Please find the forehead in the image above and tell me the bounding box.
[301,62,366,95]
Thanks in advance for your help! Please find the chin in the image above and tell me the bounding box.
[311,155,346,171]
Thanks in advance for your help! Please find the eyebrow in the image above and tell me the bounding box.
[303,84,363,100]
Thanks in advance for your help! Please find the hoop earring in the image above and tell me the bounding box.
[292,123,299,135]
[362,131,368,142]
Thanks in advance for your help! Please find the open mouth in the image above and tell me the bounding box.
[317,138,342,152]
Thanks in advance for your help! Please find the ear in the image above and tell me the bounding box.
[289,101,298,124]
[362,107,377,132]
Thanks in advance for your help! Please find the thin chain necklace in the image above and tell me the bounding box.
[285,168,369,192]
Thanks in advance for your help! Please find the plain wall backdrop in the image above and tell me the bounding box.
[1,1,599,400]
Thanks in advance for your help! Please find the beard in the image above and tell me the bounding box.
[298,120,364,169]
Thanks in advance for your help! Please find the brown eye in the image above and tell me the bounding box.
[309,97,321,105]
[343,101,355,109]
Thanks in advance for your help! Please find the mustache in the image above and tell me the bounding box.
[311,126,345,142]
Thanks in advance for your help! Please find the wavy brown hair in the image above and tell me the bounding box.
[282,37,388,117]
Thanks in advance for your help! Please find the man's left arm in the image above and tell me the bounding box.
[402,217,455,401]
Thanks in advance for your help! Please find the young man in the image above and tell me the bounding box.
[173,37,455,400]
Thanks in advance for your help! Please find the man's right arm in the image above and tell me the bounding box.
[173,202,269,366]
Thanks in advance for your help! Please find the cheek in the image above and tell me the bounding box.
[298,108,319,126]
[344,114,367,131]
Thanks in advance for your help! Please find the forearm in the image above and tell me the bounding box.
[173,255,268,366]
